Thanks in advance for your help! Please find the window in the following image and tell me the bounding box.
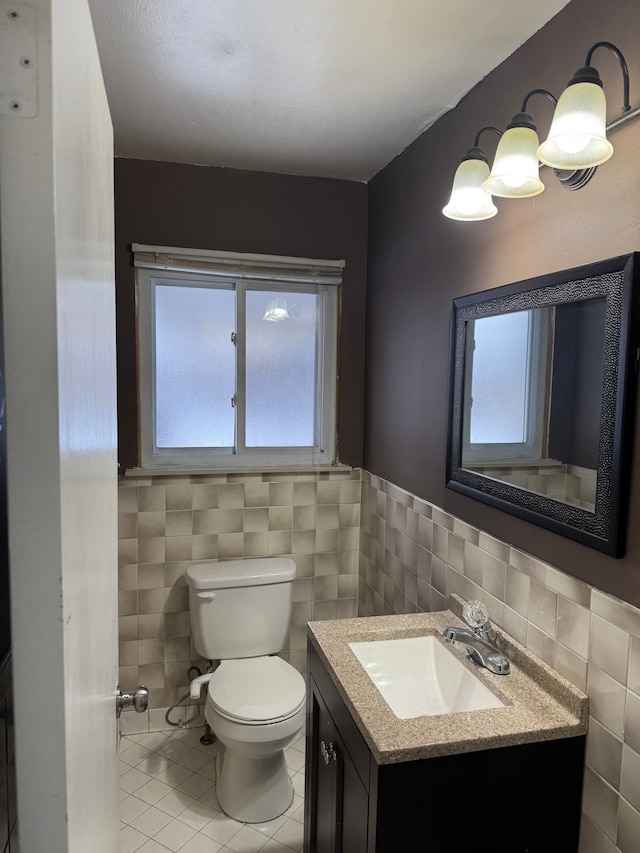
[462,307,553,464]
[135,245,342,469]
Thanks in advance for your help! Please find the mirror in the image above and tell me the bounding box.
[447,253,639,556]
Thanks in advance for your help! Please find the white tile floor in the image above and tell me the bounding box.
[120,727,305,853]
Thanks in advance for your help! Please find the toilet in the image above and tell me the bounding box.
[185,557,306,823]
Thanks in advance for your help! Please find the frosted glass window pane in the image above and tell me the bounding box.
[154,282,235,448]
[245,290,318,447]
[470,311,530,444]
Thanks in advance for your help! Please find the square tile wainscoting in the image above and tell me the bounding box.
[118,468,361,730]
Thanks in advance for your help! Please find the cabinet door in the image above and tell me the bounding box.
[306,677,340,853]
[337,743,368,853]
[316,690,340,853]
[305,675,368,853]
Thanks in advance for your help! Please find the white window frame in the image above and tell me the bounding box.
[134,244,343,470]
[462,308,553,465]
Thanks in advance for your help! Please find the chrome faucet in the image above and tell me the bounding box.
[443,600,510,675]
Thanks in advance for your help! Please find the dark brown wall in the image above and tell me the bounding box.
[549,300,605,468]
[115,159,368,469]
[364,0,640,606]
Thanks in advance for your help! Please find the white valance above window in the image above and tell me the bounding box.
[132,243,345,286]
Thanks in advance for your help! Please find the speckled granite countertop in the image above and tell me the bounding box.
[307,598,588,765]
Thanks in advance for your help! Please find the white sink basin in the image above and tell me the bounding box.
[348,636,505,719]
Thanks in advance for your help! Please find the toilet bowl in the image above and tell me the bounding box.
[205,656,305,822]
[185,557,306,823]
[205,655,305,822]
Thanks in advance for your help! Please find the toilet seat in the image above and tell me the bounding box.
[208,656,306,725]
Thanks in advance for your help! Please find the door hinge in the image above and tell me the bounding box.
[0,3,38,117]
[231,394,237,408]
[231,332,237,346]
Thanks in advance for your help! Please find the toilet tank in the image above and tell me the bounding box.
[185,557,297,660]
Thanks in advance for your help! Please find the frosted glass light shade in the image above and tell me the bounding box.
[538,82,613,169]
[442,158,497,221]
[482,127,544,198]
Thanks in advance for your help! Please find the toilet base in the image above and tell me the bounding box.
[216,744,294,823]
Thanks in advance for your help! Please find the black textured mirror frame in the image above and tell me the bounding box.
[446,253,640,557]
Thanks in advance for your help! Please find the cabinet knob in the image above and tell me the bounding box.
[320,740,338,765]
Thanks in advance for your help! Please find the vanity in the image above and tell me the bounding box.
[303,604,588,853]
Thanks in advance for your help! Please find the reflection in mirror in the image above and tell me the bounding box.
[461,299,607,514]
[447,254,639,557]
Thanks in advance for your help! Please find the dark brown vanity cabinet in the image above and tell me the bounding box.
[304,642,586,853]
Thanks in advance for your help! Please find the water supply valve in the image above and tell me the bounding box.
[190,671,215,699]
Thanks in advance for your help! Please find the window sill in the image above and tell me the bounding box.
[464,458,563,469]
[122,463,354,478]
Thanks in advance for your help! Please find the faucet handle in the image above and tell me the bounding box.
[462,600,490,631]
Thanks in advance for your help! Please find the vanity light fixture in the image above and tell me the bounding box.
[442,126,501,221]
[443,40,640,221]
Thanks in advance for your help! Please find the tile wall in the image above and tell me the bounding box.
[469,462,597,511]
[118,464,640,850]
[117,468,360,731]
[358,469,640,853]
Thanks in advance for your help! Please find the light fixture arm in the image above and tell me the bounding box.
[520,89,557,113]
[473,126,502,147]
[585,41,630,113]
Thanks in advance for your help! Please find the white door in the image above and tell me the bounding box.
[0,0,119,850]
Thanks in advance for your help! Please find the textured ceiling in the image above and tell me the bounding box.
[88,0,570,182]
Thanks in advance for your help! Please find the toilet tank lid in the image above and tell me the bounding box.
[186,557,297,590]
